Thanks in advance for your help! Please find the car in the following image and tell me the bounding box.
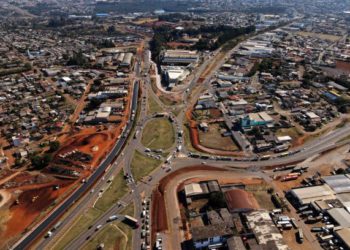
[96,225,102,231]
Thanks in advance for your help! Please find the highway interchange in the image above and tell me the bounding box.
[12,25,350,250]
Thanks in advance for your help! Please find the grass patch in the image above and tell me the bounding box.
[141,118,175,150]
[147,91,163,115]
[82,224,126,250]
[252,191,275,210]
[53,208,103,250]
[198,123,239,151]
[131,150,162,182]
[159,95,178,106]
[82,203,135,250]
[94,172,129,212]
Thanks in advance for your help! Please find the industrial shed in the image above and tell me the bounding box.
[290,185,335,205]
[327,208,350,227]
[335,228,350,249]
[323,175,350,193]
[184,183,209,197]
[336,192,350,212]
[224,189,258,213]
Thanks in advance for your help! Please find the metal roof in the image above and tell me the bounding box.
[327,208,350,227]
[323,175,350,193]
[291,185,335,204]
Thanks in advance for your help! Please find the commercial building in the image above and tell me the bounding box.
[335,228,350,250]
[290,185,336,205]
[224,189,258,213]
[327,208,350,228]
[191,224,234,250]
[241,112,274,129]
[322,175,350,194]
[162,50,199,65]
[120,52,133,67]
[245,211,289,250]
[161,66,189,88]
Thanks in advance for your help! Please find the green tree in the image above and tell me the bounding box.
[31,154,52,170]
[48,141,60,153]
[208,192,226,209]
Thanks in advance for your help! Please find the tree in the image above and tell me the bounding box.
[94,79,102,86]
[208,192,226,209]
[48,141,60,153]
[107,25,116,34]
[31,154,52,170]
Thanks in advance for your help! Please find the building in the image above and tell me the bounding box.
[290,185,335,205]
[327,208,350,228]
[224,189,258,213]
[227,236,246,250]
[335,228,350,250]
[161,66,189,87]
[191,224,234,250]
[322,175,350,194]
[305,112,321,123]
[241,112,274,129]
[162,50,199,65]
[120,52,133,67]
[245,211,289,250]
[184,183,208,198]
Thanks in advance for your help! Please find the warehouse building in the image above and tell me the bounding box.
[245,211,289,250]
[322,175,350,194]
[290,185,336,205]
[327,208,350,228]
[162,49,199,65]
[224,189,259,213]
[335,228,350,250]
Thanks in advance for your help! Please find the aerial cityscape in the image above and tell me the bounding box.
[0,0,350,250]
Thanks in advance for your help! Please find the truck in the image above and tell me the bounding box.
[123,215,139,228]
[45,231,52,238]
[301,210,313,217]
[297,229,304,243]
[319,234,333,241]
[52,221,62,231]
[107,215,119,222]
[281,175,299,182]
[134,130,139,139]
[165,155,172,163]
[298,205,309,212]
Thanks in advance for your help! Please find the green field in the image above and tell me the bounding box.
[141,118,175,150]
[131,150,162,182]
[147,91,163,114]
[94,171,129,212]
[198,123,239,151]
[82,204,135,250]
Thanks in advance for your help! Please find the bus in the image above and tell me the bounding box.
[123,215,139,229]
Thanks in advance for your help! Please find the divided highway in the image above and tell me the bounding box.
[12,81,140,250]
